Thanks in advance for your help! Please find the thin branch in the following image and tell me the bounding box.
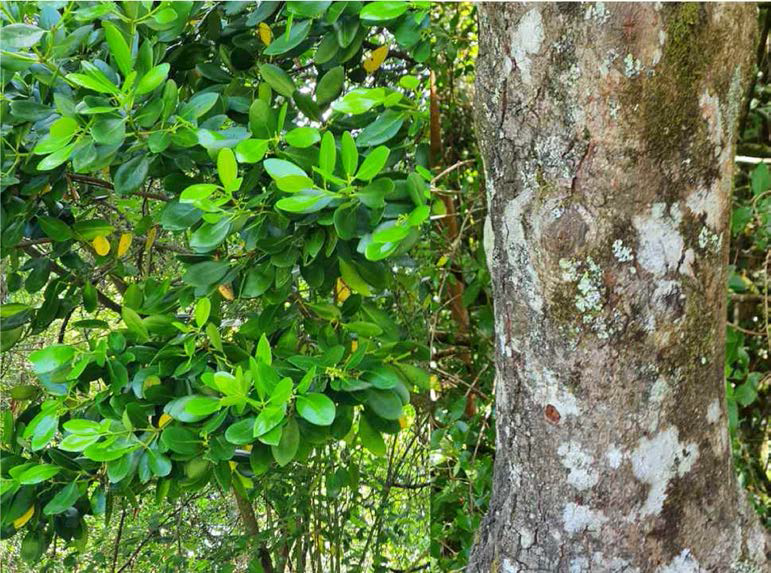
[111,505,126,573]
[22,245,121,313]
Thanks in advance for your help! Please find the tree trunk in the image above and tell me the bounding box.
[470,3,767,571]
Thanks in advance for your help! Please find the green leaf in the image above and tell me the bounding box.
[296,393,336,426]
[161,426,202,455]
[332,88,385,115]
[339,259,373,295]
[364,366,400,389]
[161,202,203,231]
[37,143,76,171]
[179,92,218,120]
[360,1,409,21]
[235,139,269,163]
[37,216,73,242]
[180,183,219,206]
[285,127,320,148]
[276,190,335,213]
[316,66,344,106]
[357,110,404,147]
[225,417,256,445]
[270,377,293,406]
[248,100,275,138]
[358,416,386,456]
[114,155,150,195]
[136,63,170,95]
[356,146,390,181]
[264,19,311,56]
[102,22,132,77]
[194,298,211,328]
[259,64,296,98]
[365,388,403,419]
[165,396,217,422]
[257,334,272,365]
[185,395,222,417]
[17,464,61,485]
[43,482,80,515]
[271,418,299,466]
[73,219,113,239]
[217,148,237,188]
[91,117,125,145]
[182,261,229,288]
[190,217,231,253]
[341,131,358,177]
[30,345,74,377]
[1,24,46,49]
[319,132,337,175]
[253,406,285,437]
[122,307,149,341]
[147,449,172,477]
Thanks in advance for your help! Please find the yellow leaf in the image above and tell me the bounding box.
[259,22,272,45]
[335,277,351,303]
[363,45,388,74]
[218,284,235,301]
[144,226,157,251]
[13,505,34,529]
[117,233,132,257]
[244,444,253,452]
[158,413,172,428]
[398,416,409,429]
[92,235,110,256]
[228,461,237,471]
[351,339,358,352]
[143,375,161,391]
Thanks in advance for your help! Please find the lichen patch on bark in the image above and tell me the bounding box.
[630,426,699,517]
[509,8,544,86]
[562,502,607,535]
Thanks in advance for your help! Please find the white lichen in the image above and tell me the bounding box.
[527,365,581,418]
[612,239,634,262]
[606,446,624,469]
[623,53,644,77]
[633,203,685,277]
[503,194,544,313]
[509,8,544,86]
[656,549,704,573]
[563,502,607,535]
[558,441,599,490]
[706,399,721,424]
[631,426,699,517]
[483,215,494,271]
[697,227,722,252]
[584,2,610,23]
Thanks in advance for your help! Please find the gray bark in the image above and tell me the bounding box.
[469,3,767,572]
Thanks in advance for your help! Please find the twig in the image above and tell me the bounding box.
[111,505,126,573]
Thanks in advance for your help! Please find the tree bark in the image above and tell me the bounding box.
[470,3,767,572]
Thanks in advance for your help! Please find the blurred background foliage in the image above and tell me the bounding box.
[428,3,770,571]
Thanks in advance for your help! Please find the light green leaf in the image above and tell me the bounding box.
[217,148,237,188]
[122,307,149,341]
[102,22,132,77]
[285,127,320,148]
[136,63,170,95]
[355,146,390,181]
[296,393,336,426]
[271,417,299,466]
[194,298,211,328]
